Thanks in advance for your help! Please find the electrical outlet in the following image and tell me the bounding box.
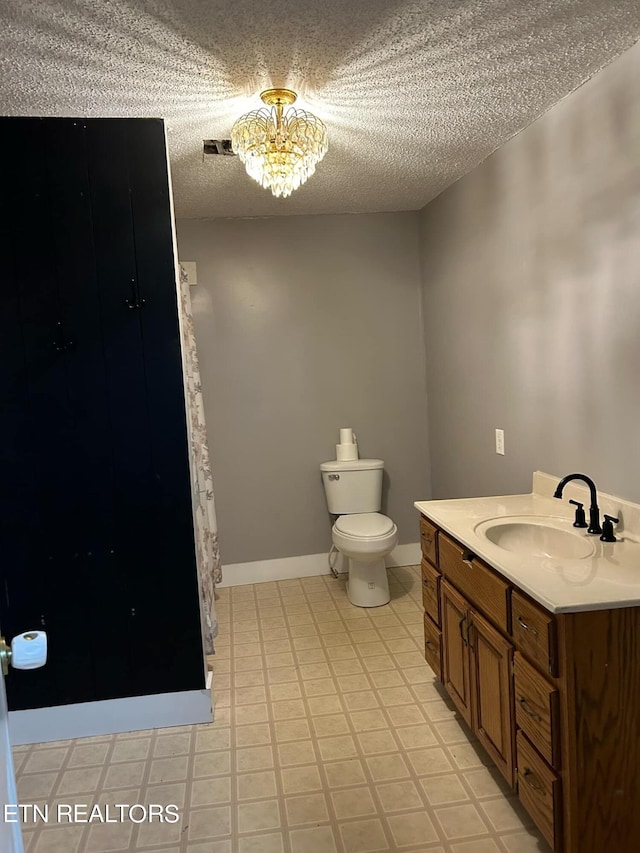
[495,428,505,455]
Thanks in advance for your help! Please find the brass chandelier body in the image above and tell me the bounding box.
[231,89,328,198]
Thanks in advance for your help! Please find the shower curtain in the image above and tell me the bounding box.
[179,264,222,654]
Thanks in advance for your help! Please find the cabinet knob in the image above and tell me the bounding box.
[516,615,539,636]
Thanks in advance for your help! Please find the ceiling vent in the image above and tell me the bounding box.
[203,139,235,157]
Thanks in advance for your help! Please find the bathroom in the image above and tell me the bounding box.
[2,14,640,853]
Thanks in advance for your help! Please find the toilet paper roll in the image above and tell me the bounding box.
[339,428,355,445]
[11,631,48,670]
[336,443,359,461]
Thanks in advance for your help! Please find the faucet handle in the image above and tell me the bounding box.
[569,500,587,529]
[600,514,619,543]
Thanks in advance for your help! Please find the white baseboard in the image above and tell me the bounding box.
[9,687,213,746]
[219,542,421,587]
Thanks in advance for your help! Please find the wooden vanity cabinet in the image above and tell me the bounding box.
[440,579,515,786]
[419,512,640,852]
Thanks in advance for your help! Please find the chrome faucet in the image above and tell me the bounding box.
[553,473,602,534]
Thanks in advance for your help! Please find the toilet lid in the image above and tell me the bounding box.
[335,513,394,538]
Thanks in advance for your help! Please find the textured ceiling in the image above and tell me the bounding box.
[1,1,639,219]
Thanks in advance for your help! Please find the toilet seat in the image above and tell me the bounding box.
[334,512,394,539]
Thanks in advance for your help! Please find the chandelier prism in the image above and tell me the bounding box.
[231,88,328,198]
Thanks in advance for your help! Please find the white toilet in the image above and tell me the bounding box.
[320,458,398,607]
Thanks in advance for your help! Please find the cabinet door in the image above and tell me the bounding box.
[441,581,472,727]
[470,609,516,788]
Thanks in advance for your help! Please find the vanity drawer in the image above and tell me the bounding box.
[423,613,442,680]
[512,591,558,677]
[421,559,441,626]
[514,652,560,769]
[439,533,509,632]
[516,731,562,851]
[420,516,438,565]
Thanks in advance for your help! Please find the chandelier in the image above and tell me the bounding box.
[231,88,328,198]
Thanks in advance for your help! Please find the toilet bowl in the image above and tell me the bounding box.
[332,512,398,607]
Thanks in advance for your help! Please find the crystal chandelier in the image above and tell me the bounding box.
[231,89,328,198]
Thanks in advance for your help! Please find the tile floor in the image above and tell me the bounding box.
[13,566,552,852]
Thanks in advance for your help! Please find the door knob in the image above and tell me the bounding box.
[0,632,48,676]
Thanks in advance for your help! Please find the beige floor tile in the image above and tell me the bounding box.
[331,785,377,819]
[312,713,350,737]
[395,724,438,750]
[277,740,317,767]
[148,756,188,785]
[274,718,311,742]
[233,670,266,688]
[190,776,232,806]
[343,691,380,711]
[420,773,470,805]
[289,825,338,853]
[368,669,404,687]
[330,658,364,676]
[448,742,493,771]
[376,779,424,812]
[67,742,110,768]
[193,750,231,777]
[362,655,396,673]
[325,645,357,661]
[84,820,134,852]
[265,652,296,668]
[23,748,69,773]
[462,767,511,799]
[104,760,147,789]
[296,648,328,664]
[317,734,357,761]
[234,685,268,704]
[269,682,303,701]
[303,678,338,697]
[350,709,388,732]
[235,723,272,747]
[17,773,59,799]
[234,655,263,672]
[366,753,410,782]
[338,817,390,853]
[434,803,490,839]
[56,767,103,795]
[324,758,368,788]
[110,738,151,763]
[237,799,281,832]
[307,695,344,716]
[499,830,552,852]
[285,792,329,825]
[236,745,274,772]
[281,763,323,794]
[236,769,278,800]
[479,796,531,831]
[387,810,440,846]
[272,698,306,720]
[450,839,502,852]
[197,728,231,752]
[407,747,455,776]
[238,832,285,853]
[356,730,399,755]
[375,686,414,706]
[32,825,85,853]
[235,704,269,725]
[187,805,232,839]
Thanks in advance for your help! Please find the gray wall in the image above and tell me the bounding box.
[419,41,640,503]
[177,212,431,564]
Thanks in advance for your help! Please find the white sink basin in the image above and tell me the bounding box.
[475,516,596,560]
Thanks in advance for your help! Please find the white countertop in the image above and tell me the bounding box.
[414,472,640,614]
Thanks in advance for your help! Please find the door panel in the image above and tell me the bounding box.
[441,581,472,726]
[0,117,205,713]
[470,609,516,787]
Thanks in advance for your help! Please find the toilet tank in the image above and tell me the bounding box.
[320,459,384,514]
